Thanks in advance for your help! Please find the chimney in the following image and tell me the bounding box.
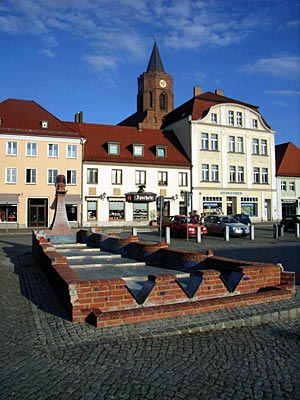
[194,86,202,97]
[75,111,83,123]
[215,89,224,96]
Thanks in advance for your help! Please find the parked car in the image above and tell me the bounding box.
[233,213,252,226]
[204,215,250,237]
[280,215,300,232]
[161,215,208,238]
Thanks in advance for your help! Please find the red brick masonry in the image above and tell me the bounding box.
[32,231,295,328]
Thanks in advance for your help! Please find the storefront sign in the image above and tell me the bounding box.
[125,192,156,203]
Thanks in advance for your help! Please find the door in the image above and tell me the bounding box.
[28,198,48,227]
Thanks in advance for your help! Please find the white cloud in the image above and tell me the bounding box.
[266,90,300,96]
[83,54,117,72]
[41,49,56,58]
[241,55,300,78]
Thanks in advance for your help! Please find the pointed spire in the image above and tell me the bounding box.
[146,40,165,73]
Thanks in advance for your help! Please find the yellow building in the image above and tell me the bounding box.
[0,99,85,228]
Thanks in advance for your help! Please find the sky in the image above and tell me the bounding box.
[0,0,299,146]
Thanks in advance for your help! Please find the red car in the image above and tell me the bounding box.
[161,215,208,238]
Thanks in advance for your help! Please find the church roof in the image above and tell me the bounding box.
[275,142,300,177]
[146,41,165,73]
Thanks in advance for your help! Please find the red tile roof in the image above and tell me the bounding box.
[162,91,271,129]
[67,122,191,167]
[276,142,300,177]
[0,99,80,137]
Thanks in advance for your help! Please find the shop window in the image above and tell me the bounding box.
[133,203,148,220]
[66,205,78,221]
[109,201,124,220]
[87,201,97,220]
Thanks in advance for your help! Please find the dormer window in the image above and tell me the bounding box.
[133,144,144,157]
[156,145,167,158]
[41,120,48,128]
[108,142,120,156]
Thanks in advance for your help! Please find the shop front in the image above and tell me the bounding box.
[125,192,156,222]
[0,194,19,226]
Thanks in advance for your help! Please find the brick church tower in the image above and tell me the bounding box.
[119,41,174,129]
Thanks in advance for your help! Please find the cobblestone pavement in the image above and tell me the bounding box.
[0,233,299,400]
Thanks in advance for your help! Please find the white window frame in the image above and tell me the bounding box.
[87,168,98,184]
[237,166,244,183]
[6,167,17,183]
[201,133,209,150]
[48,143,58,157]
[211,134,218,151]
[228,110,234,125]
[229,166,236,182]
[158,171,168,186]
[179,172,188,187]
[253,139,259,155]
[67,144,77,158]
[135,170,146,185]
[26,142,37,157]
[6,141,17,156]
[202,164,209,181]
[48,169,58,184]
[236,111,242,127]
[229,136,235,152]
[261,139,267,155]
[112,169,122,185]
[262,168,268,184]
[252,119,258,128]
[281,181,286,191]
[253,167,260,183]
[133,144,144,157]
[211,113,217,123]
[211,164,219,182]
[237,137,244,153]
[25,168,37,184]
[289,181,295,191]
[67,170,77,185]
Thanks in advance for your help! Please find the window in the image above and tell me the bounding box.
[229,136,235,152]
[48,169,58,184]
[26,168,37,184]
[262,168,268,184]
[108,142,120,155]
[237,166,244,183]
[6,141,17,156]
[48,143,58,157]
[179,172,188,186]
[149,91,153,108]
[261,139,267,155]
[156,146,167,158]
[229,166,236,182]
[135,170,146,185]
[211,134,218,151]
[26,142,37,156]
[281,181,286,191]
[253,167,260,183]
[253,139,259,155]
[228,110,234,125]
[289,181,295,191]
[6,168,17,183]
[133,144,144,157]
[87,168,98,184]
[67,170,77,185]
[159,93,166,110]
[252,119,258,128]
[211,113,217,123]
[201,133,209,150]
[87,201,97,221]
[202,164,209,181]
[237,137,244,153]
[211,164,219,182]
[236,112,242,126]
[109,201,124,220]
[112,169,122,184]
[158,171,168,186]
[67,144,77,158]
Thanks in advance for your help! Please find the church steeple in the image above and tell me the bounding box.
[146,41,165,73]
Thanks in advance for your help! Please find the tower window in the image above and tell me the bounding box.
[159,94,166,110]
[149,91,153,108]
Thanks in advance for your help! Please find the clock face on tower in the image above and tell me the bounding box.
[159,79,167,88]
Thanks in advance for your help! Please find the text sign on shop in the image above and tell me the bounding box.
[126,193,156,203]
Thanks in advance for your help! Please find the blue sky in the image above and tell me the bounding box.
[1,0,299,145]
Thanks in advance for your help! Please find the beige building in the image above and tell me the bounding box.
[162,88,277,222]
[0,99,85,228]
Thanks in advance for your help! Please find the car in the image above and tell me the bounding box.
[161,215,208,238]
[233,213,252,226]
[280,215,300,232]
[204,215,250,237]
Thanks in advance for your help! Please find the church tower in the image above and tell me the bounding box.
[118,41,174,129]
[136,41,174,129]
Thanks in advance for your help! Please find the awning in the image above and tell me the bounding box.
[65,194,82,204]
[107,197,125,202]
[0,194,19,204]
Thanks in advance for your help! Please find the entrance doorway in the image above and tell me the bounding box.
[28,198,48,227]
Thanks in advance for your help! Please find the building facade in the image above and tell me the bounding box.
[162,88,277,222]
[275,142,300,219]
[0,99,84,229]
